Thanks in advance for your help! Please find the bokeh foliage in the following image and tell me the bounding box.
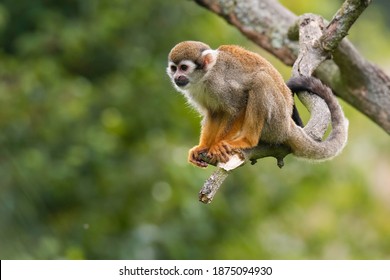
[0,0,389,259]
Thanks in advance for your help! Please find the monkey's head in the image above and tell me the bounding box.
[167,41,217,90]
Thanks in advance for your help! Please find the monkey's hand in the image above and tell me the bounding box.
[188,145,210,168]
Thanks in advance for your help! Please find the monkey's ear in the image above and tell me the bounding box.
[200,50,218,71]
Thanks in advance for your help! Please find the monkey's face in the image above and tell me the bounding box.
[167,59,203,90]
[167,41,218,98]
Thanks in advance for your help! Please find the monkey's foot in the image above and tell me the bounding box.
[207,141,233,164]
[188,146,209,168]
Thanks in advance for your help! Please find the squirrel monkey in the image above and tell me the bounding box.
[167,41,348,167]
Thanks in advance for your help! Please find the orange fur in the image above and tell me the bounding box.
[167,41,348,167]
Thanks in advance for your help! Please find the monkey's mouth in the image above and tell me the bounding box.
[175,76,189,87]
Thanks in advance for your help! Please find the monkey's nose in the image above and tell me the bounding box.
[175,76,189,87]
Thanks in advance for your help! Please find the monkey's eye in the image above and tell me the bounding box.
[180,65,188,71]
[170,65,177,72]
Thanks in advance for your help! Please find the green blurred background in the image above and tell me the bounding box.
[0,0,389,259]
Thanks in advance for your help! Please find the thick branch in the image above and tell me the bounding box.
[292,14,331,140]
[195,0,298,65]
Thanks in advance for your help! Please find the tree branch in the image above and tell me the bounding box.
[321,0,373,52]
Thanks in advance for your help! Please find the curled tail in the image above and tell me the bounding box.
[286,76,349,160]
